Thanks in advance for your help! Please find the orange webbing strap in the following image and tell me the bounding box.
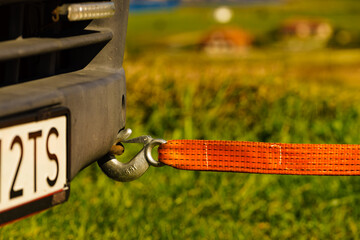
[158,140,360,175]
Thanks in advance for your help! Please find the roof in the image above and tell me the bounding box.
[200,27,253,47]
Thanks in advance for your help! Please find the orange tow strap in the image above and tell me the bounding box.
[158,140,360,175]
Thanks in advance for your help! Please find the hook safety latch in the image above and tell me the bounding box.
[98,128,166,182]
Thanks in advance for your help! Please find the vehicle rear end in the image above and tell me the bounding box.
[0,0,129,225]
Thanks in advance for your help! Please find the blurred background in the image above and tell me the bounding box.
[3,0,360,239]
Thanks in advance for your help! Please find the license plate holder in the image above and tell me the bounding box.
[0,107,70,225]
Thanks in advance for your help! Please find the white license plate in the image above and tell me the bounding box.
[0,108,70,225]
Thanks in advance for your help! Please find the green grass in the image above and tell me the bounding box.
[2,0,360,239]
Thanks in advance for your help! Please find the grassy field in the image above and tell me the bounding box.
[2,0,360,239]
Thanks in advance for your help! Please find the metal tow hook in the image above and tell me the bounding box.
[98,128,166,182]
